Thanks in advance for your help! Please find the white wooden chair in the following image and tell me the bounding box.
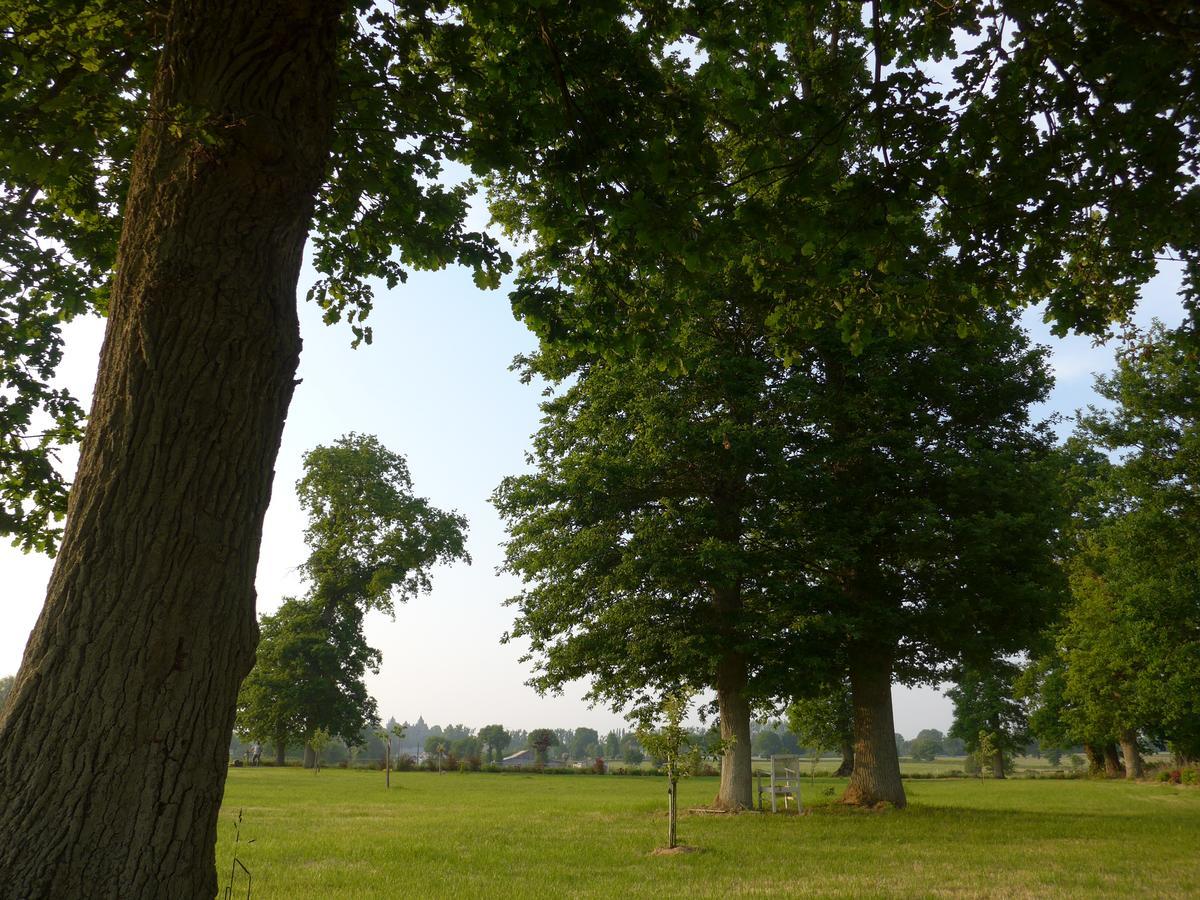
[756,754,802,812]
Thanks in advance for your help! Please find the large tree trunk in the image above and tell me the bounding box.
[1103,742,1125,778]
[304,744,317,769]
[1084,742,1105,775]
[991,749,1006,779]
[1119,730,1144,779]
[0,2,343,896]
[834,740,854,777]
[714,651,753,810]
[274,735,287,768]
[842,648,906,808]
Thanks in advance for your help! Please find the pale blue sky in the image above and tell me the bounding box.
[0,255,1186,737]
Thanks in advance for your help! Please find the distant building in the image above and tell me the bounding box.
[500,748,565,768]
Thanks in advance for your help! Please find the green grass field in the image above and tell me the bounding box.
[215,768,1200,898]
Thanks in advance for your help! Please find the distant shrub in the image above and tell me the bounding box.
[593,757,606,775]
[394,754,416,772]
[1182,769,1198,786]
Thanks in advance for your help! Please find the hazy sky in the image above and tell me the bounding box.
[0,253,1186,737]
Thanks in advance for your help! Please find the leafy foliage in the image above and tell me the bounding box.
[237,433,468,750]
[415,0,1199,368]
[1025,323,1199,759]
[527,728,559,765]
[297,433,470,616]
[0,1,509,553]
[237,596,380,750]
[786,687,853,757]
[948,660,1030,762]
[478,724,510,762]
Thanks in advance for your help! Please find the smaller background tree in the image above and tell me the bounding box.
[787,686,855,777]
[478,724,510,763]
[308,728,331,774]
[949,661,1029,779]
[528,729,560,766]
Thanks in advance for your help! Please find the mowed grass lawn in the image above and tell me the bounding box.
[216,769,1200,898]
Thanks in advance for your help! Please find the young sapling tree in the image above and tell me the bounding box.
[638,691,726,851]
[308,728,331,775]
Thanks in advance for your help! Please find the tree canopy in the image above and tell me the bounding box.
[237,433,467,753]
[948,659,1030,776]
[0,0,508,554]
[1056,323,1199,761]
[425,0,1199,364]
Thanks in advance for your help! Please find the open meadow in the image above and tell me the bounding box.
[215,769,1200,898]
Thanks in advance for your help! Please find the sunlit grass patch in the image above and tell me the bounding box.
[217,768,1200,898]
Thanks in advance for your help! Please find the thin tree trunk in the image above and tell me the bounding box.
[0,3,343,896]
[842,647,906,808]
[1119,730,1144,779]
[834,741,854,777]
[1103,742,1125,778]
[714,651,753,810]
[991,749,1006,779]
[668,777,678,848]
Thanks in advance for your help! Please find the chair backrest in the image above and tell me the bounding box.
[770,754,801,782]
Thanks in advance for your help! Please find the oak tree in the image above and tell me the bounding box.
[948,661,1029,779]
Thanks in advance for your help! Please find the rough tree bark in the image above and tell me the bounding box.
[834,740,855,777]
[842,646,907,808]
[1119,730,1144,779]
[991,749,1006,779]
[275,739,287,768]
[714,649,753,810]
[1103,742,1125,778]
[1084,742,1105,775]
[0,2,344,896]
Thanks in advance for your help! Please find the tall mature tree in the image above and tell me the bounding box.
[495,301,819,809]
[1059,324,1199,773]
[569,726,601,760]
[478,724,511,762]
[784,317,1064,808]
[0,2,503,894]
[497,304,1060,809]
[948,661,1030,779]
[237,433,467,767]
[527,728,560,765]
[1018,650,1124,777]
